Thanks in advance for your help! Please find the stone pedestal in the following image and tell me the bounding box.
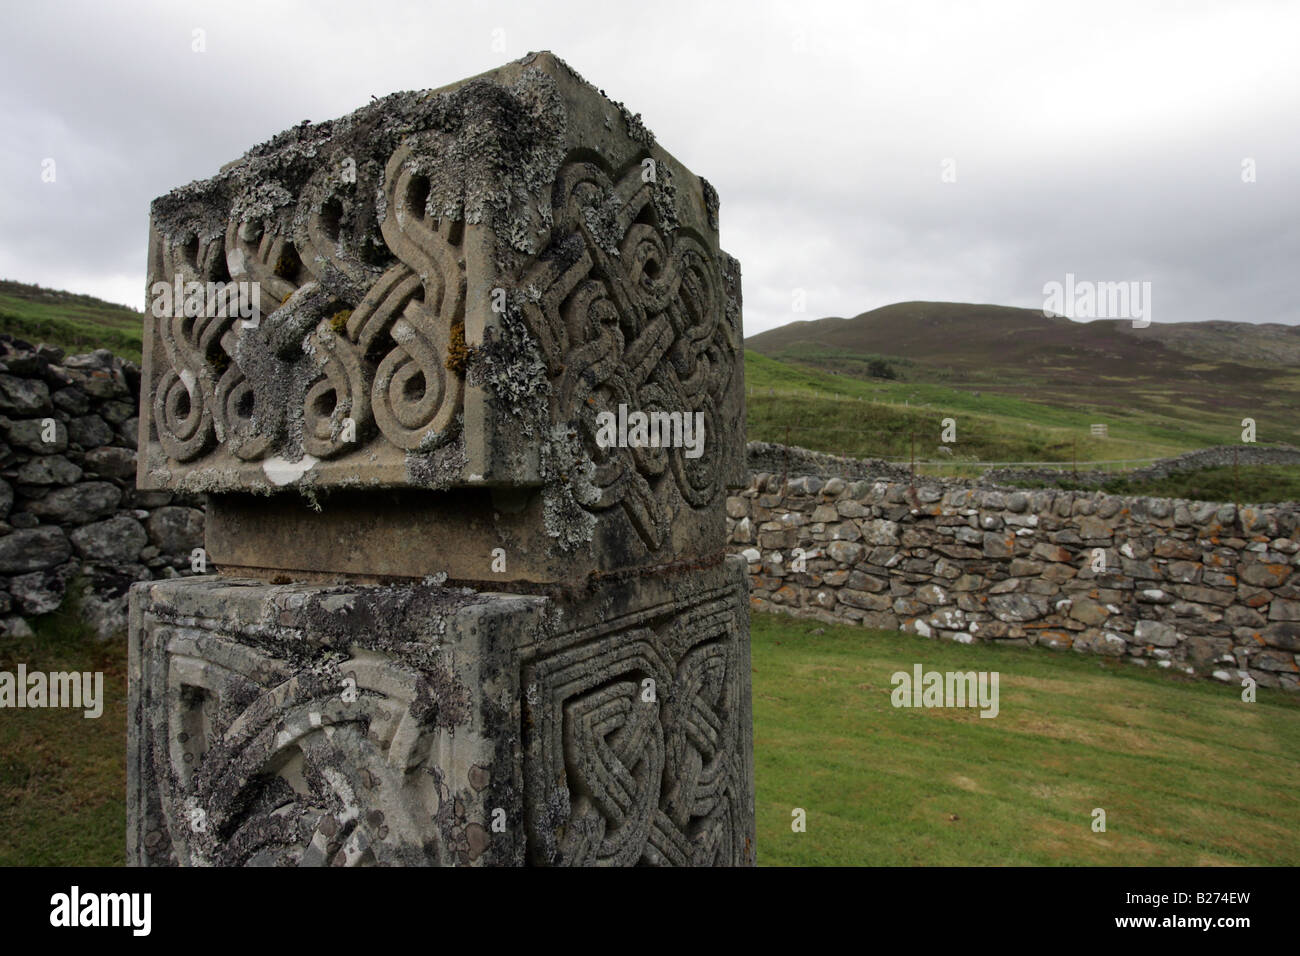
[128,51,752,866]
[128,560,751,866]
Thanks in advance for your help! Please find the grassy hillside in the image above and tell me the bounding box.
[747,301,1300,460]
[0,279,143,363]
[742,350,1256,469]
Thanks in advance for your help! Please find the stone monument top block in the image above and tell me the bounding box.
[141,50,741,500]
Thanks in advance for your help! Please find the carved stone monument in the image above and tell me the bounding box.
[127,52,753,866]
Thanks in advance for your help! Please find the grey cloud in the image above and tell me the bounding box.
[0,0,1295,333]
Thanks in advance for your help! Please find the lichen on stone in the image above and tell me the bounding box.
[467,293,549,437]
[405,427,468,490]
[650,161,679,233]
[539,423,598,552]
[701,177,720,232]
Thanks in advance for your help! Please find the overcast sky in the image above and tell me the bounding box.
[2,0,1296,335]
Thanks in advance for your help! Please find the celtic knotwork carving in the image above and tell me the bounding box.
[224,217,300,306]
[148,133,471,469]
[301,325,371,459]
[525,631,672,865]
[524,582,747,866]
[143,69,740,511]
[521,153,738,550]
[152,628,442,866]
[296,143,468,454]
[151,233,229,463]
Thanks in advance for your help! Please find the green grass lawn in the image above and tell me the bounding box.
[0,605,128,866]
[3,606,1298,866]
[752,612,1300,865]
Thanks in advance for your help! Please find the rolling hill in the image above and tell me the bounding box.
[746,301,1300,461]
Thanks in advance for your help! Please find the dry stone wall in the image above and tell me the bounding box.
[728,470,1300,691]
[0,335,204,639]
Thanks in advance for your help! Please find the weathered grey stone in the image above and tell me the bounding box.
[861,519,900,545]
[1270,599,1300,622]
[0,526,71,572]
[1178,584,1235,607]
[25,481,121,523]
[51,386,90,415]
[130,560,754,867]
[3,417,67,453]
[845,570,887,592]
[1164,560,1202,584]
[981,531,1015,557]
[0,374,52,415]
[129,54,754,867]
[2,615,34,638]
[1186,635,1233,664]
[1030,542,1072,563]
[82,446,137,479]
[839,588,891,611]
[826,540,864,565]
[71,516,148,563]
[99,399,136,425]
[1134,620,1179,647]
[138,53,742,584]
[9,564,75,615]
[1239,561,1291,588]
[145,506,204,555]
[1037,630,1073,650]
[1068,598,1110,626]
[915,583,949,606]
[66,414,113,448]
[1262,622,1300,651]
[15,454,82,486]
[66,365,128,399]
[925,606,966,630]
[1224,604,1267,628]
[1251,650,1299,673]
[989,593,1048,622]
[1076,515,1113,540]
